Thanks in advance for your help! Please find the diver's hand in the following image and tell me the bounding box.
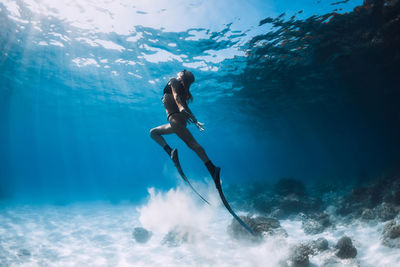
[180,109,192,121]
[180,109,196,124]
[195,121,205,131]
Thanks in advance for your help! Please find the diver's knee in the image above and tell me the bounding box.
[149,128,158,139]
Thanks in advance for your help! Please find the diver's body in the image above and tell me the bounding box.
[150,71,255,235]
[150,70,220,185]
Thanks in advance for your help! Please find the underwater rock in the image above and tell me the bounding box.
[393,178,400,205]
[287,243,313,267]
[337,177,400,219]
[270,207,286,219]
[132,227,152,244]
[161,226,192,247]
[336,186,370,217]
[375,202,398,221]
[247,179,323,219]
[252,194,279,215]
[17,249,31,258]
[269,195,322,219]
[321,257,343,267]
[381,220,400,248]
[302,218,325,235]
[301,213,331,235]
[279,194,305,214]
[309,237,329,252]
[227,215,287,241]
[274,178,307,197]
[335,236,357,259]
[361,208,376,220]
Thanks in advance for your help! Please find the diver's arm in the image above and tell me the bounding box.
[172,91,196,123]
[170,79,187,111]
[172,90,188,113]
[182,105,196,122]
[170,79,195,120]
[170,79,204,130]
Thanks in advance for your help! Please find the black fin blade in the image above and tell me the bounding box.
[172,149,210,205]
[214,169,255,236]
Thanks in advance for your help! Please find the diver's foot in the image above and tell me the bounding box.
[170,148,179,166]
[212,167,221,189]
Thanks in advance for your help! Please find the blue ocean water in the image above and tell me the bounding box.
[1,0,400,266]
[3,0,398,202]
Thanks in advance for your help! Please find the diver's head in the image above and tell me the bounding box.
[178,69,194,101]
[178,69,195,87]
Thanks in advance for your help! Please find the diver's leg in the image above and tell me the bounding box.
[150,124,175,155]
[174,126,209,163]
[169,116,220,184]
[173,125,220,183]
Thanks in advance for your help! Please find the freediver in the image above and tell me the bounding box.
[149,70,221,189]
[149,70,254,235]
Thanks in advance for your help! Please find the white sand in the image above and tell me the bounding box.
[1,186,399,266]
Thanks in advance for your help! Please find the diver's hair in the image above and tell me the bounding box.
[181,70,194,102]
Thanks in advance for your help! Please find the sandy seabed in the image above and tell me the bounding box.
[1,186,399,267]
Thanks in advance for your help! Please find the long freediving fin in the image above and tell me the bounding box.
[212,167,255,236]
[171,149,210,205]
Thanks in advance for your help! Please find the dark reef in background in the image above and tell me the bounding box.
[336,175,400,220]
[244,0,400,110]
[226,175,400,253]
[230,0,400,179]
[227,175,400,223]
[226,177,400,262]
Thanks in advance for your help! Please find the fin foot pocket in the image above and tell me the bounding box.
[171,148,179,165]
